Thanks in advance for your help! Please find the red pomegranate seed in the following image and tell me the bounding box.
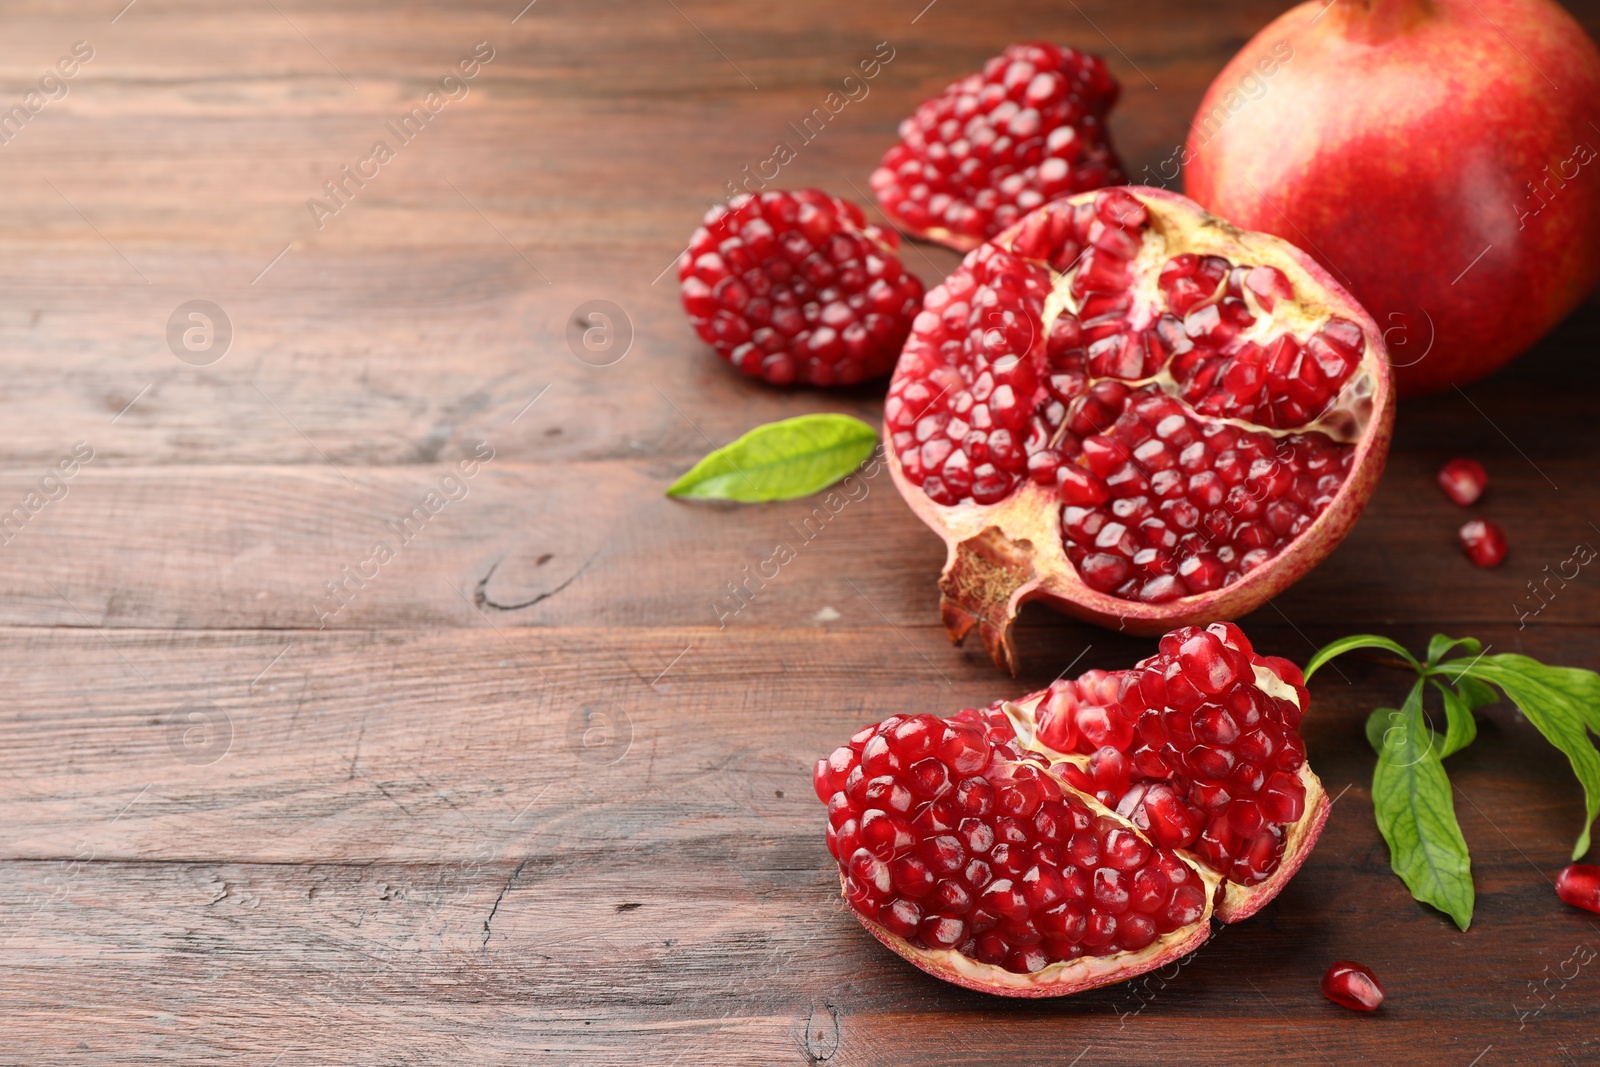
[678,189,925,386]
[1437,457,1487,506]
[871,43,1125,250]
[1556,863,1600,913]
[1321,960,1384,1011]
[1458,518,1507,567]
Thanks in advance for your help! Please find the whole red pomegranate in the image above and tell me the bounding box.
[814,622,1329,996]
[1183,0,1600,396]
[885,186,1393,671]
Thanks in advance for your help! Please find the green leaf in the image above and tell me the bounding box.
[1366,678,1426,755]
[1455,675,1499,712]
[1426,634,1482,667]
[665,414,878,502]
[1431,680,1479,759]
[1441,654,1600,859]
[1367,683,1475,929]
[1305,634,1420,681]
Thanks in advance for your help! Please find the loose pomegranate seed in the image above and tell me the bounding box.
[1321,960,1384,1011]
[1437,457,1486,506]
[679,189,925,386]
[1556,863,1600,913]
[1458,518,1507,567]
[886,188,1365,604]
[871,43,1124,249]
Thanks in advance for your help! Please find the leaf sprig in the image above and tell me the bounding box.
[1307,635,1600,930]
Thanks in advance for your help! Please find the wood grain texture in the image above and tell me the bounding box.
[2,1,1599,1064]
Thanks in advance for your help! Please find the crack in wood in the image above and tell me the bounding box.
[473,551,600,612]
[480,858,527,948]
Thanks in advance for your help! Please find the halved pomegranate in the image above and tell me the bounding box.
[884,187,1393,670]
[815,622,1329,996]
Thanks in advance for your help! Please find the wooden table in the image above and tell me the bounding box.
[3,1,1598,1063]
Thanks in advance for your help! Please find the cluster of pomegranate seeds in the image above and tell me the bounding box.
[1158,258,1366,429]
[1459,518,1507,567]
[1056,388,1352,601]
[816,714,1209,974]
[1556,863,1600,913]
[886,188,1366,603]
[886,244,1053,505]
[1437,457,1487,506]
[964,622,1309,886]
[678,189,925,386]
[871,43,1124,249]
[1320,960,1385,1012]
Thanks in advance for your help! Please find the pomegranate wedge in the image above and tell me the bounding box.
[816,623,1330,996]
[885,187,1393,671]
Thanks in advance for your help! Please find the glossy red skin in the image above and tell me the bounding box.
[1184,0,1600,396]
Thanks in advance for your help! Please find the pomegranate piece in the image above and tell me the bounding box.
[1556,863,1600,913]
[1320,960,1384,1012]
[1458,518,1507,568]
[815,622,1330,997]
[885,186,1394,669]
[871,42,1125,251]
[1184,0,1600,396]
[678,189,925,387]
[1437,458,1486,506]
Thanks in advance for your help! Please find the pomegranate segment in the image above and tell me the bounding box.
[1054,389,1353,602]
[1555,863,1600,914]
[884,187,1393,665]
[1437,458,1486,506]
[678,189,925,386]
[816,622,1329,996]
[1321,960,1385,1012]
[1459,518,1507,568]
[871,43,1125,251]
[962,623,1314,894]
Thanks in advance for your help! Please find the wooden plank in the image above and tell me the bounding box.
[0,622,1594,860]
[0,448,1590,631]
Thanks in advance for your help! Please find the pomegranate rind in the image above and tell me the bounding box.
[847,869,1217,997]
[886,187,1394,666]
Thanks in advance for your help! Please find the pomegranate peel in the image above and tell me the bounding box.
[816,622,1328,996]
[885,187,1394,669]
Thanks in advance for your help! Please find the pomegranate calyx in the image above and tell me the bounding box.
[1326,0,1436,43]
[937,523,1047,675]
